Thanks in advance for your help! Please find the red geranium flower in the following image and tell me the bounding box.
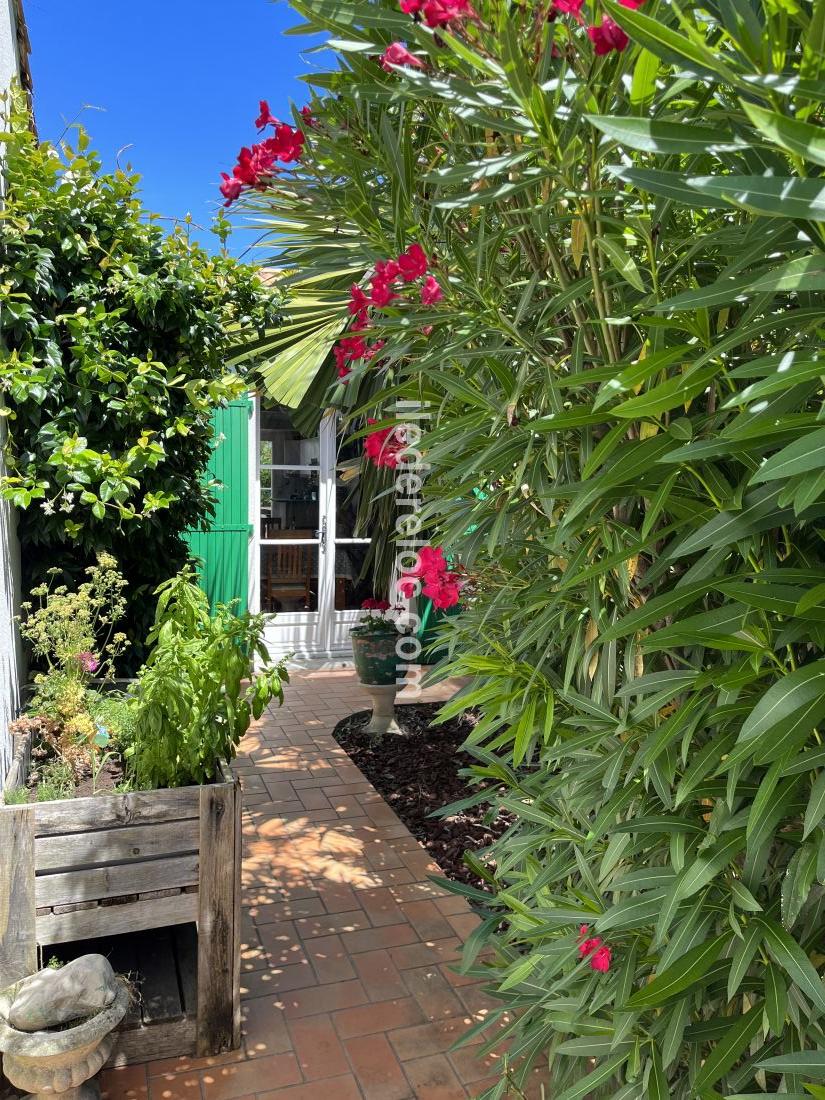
[398,243,429,282]
[362,598,392,610]
[255,99,279,130]
[381,42,425,71]
[587,16,629,53]
[421,275,443,305]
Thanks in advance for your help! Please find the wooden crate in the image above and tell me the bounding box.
[0,731,242,1067]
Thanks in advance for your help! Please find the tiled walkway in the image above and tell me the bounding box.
[100,666,542,1100]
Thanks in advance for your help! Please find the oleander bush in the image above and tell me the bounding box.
[230,0,825,1094]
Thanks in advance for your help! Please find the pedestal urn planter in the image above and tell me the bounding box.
[351,627,403,735]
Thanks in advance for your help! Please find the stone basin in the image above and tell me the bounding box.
[0,981,129,1100]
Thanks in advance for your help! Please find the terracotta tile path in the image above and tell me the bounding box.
[101,666,548,1100]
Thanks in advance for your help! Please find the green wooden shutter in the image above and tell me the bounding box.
[185,398,251,612]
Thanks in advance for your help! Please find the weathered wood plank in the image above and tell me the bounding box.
[36,891,198,945]
[2,731,31,797]
[35,819,199,872]
[35,854,199,908]
[137,930,184,1024]
[173,923,198,1015]
[197,783,236,1056]
[105,1016,197,1068]
[32,786,203,838]
[0,805,37,987]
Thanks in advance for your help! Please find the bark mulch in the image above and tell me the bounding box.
[332,702,512,889]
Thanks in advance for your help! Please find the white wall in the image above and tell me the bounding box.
[0,0,25,782]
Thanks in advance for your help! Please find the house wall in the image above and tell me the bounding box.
[0,0,26,781]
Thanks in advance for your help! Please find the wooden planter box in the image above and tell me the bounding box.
[0,730,242,1067]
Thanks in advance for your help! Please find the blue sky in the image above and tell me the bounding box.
[25,0,320,253]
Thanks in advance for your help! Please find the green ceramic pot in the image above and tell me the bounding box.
[351,631,400,685]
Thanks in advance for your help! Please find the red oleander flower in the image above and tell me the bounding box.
[219,173,243,206]
[370,278,398,308]
[376,258,402,281]
[398,243,429,282]
[578,936,602,957]
[617,0,645,7]
[400,0,423,10]
[587,16,629,53]
[268,122,306,163]
[364,420,407,469]
[255,99,279,130]
[300,105,317,127]
[590,945,612,972]
[421,275,443,305]
[552,0,585,14]
[349,284,371,315]
[400,546,462,608]
[422,0,470,27]
[424,575,462,609]
[381,42,425,71]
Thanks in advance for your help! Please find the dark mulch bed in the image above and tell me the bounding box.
[332,702,512,889]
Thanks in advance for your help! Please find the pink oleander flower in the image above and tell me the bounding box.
[76,651,100,674]
[587,16,629,54]
[219,173,243,206]
[398,242,429,282]
[421,275,443,305]
[422,0,471,27]
[381,42,425,72]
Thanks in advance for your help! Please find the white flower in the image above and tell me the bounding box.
[40,500,55,515]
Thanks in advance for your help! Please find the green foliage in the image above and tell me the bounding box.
[0,89,282,662]
[230,0,825,1093]
[34,758,75,802]
[127,567,288,788]
[2,786,28,805]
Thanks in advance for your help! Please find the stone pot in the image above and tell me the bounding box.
[0,982,129,1100]
[351,630,400,686]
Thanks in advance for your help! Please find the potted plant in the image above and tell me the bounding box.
[351,600,409,733]
[1,563,287,1068]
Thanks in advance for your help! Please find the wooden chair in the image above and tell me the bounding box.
[263,543,313,611]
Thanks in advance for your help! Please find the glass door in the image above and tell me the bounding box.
[257,405,323,654]
[328,431,373,653]
[254,404,373,657]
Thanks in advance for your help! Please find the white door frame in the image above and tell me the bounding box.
[250,400,368,659]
